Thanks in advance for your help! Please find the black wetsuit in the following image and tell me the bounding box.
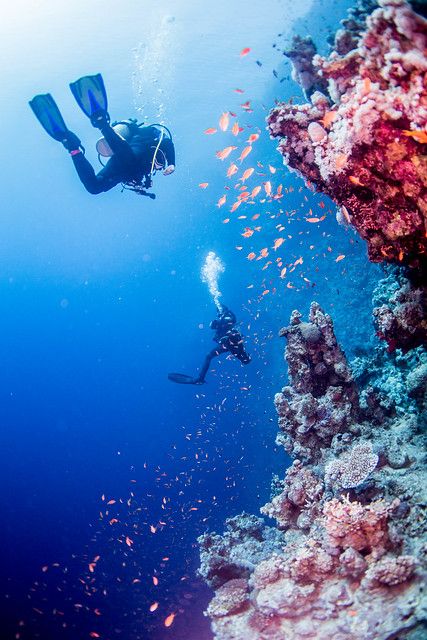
[196,307,251,382]
[72,124,175,194]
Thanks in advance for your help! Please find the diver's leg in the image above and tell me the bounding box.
[193,347,223,383]
[70,152,120,194]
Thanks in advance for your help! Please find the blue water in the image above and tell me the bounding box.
[0,0,380,638]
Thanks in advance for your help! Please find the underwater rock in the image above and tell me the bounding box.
[200,298,427,639]
[275,302,359,462]
[268,0,427,270]
[283,35,329,100]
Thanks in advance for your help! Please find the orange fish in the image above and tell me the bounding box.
[107,499,116,505]
[153,576,159,586]
[231,200,242,212]
[240,47,251,57]
[238,191,250,200]
[204,128,217,135]
[227,163,238,177]
[247,133,259,143]
[239,146,252,162]
[262,289,270,296]
[234,88,244,93]
[251,186,261,198]
[252,213,260,220]
[240,101,252,111]
[319,111,337,128]
[336,254,345,262]
[150,525,157,534]
[219,112,229,132]
[273,238,284,250]
[242,228,253,237]
[306,217,321,223]
[217,195,226,207]
[216,146,237,160]
[231,122,240,136]
[241,168,254,182]
[199,182,208,189]
[264,181,272,196]
[280,267,287,278]
[89,633,101,638]
[349,175,365,186]
[269,165,276,174]
[164,613,176,628]
[125,537,133,547]
[222,218,230,224]
[260,248,269,258]
[150,602,159,612]
[247,252,256,260]
[402,129,427,144]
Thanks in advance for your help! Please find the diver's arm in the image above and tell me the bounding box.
[161,138,176,175]
[71,151,121,194]
[99,124,137,165]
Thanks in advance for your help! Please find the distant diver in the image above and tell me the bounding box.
[168,304,251,385]
[29,74,175,199]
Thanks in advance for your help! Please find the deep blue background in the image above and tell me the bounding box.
[0,0,381,638]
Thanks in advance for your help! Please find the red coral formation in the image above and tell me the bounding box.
[268,0,427,270]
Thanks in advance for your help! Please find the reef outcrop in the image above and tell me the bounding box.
[198,300,427,639]
[268,0,427,270]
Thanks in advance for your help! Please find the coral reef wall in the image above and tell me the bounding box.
[198,300,427,640]
[268,0,427,270]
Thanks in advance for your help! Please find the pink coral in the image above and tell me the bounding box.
[323,496,392,554]
[207,579,250,618]
[363,555,417,588]
[268,0,427,269]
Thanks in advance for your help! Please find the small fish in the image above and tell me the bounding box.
[150,602,159,612]
[260,248,269,258]
[262,289,270,296]
[280,267,287,278]
[231,200,242,212]
[247,252,256,260]
[273,238,285,250]
[125,537,133,547]
[107,500,116,505]
[164,613,176,628]
[264,181,272,196]
[255,60,262,67]
[319,111,337,128]
[227,163,238,177]
[306,217,321,223]
[252,213,260,220]
[240,101,252,111]
[199,182,208,189]
[219,112,229,132]
[89,633,101,638]
[217,195,227,208]
[216,146,237,160]
[150,525,157,534]
[234,88,244,93]
[241,168,254,182]
[402,129,427,144]
[349,175,365,187]
[204,128,217,135]
[242,228,253,238]
[239,146,252,162]
[153,576,159,586]
[247,133,259,143]
[269,165,276,174]
[240,47,251,57]
[231,122,240,136]
[336,255,345,262]
[222,218,230,224]
[251,186,261,198]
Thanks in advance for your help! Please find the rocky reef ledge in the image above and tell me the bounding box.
[268,0,427,271]
[198,293,426,639]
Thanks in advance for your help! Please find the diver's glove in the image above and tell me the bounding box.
[163,164,175,176]
[62,131,83,153]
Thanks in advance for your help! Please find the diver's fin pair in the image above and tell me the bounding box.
[29,74,109,140]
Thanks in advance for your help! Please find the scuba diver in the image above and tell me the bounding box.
[29,74,175,199]
[168,304,251,385]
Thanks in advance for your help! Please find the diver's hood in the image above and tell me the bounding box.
[96,123,132,157]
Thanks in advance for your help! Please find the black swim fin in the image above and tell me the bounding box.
[69,74,109,128]
[168,373,205,385]
[29,93,69,142]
